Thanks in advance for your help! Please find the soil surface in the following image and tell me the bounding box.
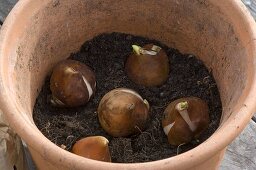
[33,32,222,163]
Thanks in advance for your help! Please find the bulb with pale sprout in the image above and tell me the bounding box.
[162,97,209,146]
[125,44,169,87]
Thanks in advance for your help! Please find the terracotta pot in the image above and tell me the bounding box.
[0,0,256,169]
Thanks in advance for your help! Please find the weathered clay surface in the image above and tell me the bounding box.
[0,0,256,169]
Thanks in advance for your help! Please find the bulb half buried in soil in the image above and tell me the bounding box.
[125,44,169,87]
[98,88,149,137]
[72,136,111,162]
[50,60,96,107]
[162,97,210,146]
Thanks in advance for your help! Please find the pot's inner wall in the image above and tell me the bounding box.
[13,0,248,126]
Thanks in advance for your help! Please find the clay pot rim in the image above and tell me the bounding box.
[0,0,256,169]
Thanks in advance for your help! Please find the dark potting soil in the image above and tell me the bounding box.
[33,32,222,163]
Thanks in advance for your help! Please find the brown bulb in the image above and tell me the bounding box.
[125,44,169,87]
[162,97,209,146]
[72,136,111,162]
[98,88,149,137]
[50,60,96,107]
